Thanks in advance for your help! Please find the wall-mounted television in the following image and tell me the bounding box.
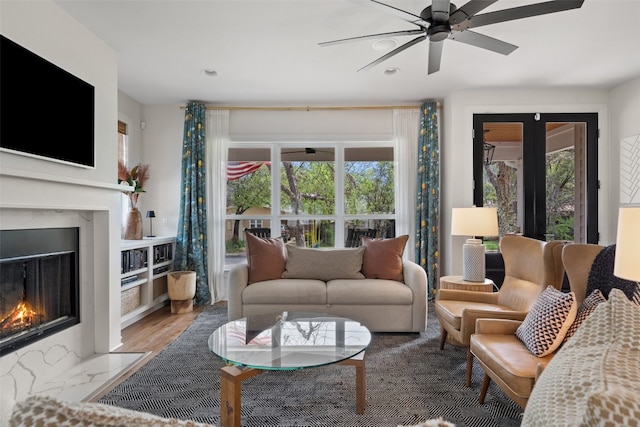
[1,34,95,168]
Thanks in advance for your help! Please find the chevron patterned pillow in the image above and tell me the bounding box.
[516,286,577,357]
[631,282,640,305]
[563,289,607,343]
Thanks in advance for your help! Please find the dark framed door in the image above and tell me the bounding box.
[473,113,598,243]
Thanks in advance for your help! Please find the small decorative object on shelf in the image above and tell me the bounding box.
[146,210,156,237]
[118,160,150,240]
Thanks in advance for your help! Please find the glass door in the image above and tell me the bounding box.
[474,113,598,243]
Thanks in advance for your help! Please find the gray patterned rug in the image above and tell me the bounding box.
[100,303,522,426]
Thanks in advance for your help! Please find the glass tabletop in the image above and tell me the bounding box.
[208,312,371,370]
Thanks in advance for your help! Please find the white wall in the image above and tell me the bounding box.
[609,75,640,231]
[139,105,185,237]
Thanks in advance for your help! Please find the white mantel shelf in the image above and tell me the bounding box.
[1,167,133,192]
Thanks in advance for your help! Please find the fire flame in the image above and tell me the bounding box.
[0,302,40,337]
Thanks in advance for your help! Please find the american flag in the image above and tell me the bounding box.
[227,161,269,181]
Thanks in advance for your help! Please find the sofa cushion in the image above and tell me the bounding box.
[282,245,365,281]
[245,231,286,284]
[563,289,606,343]
[521,289,640,426]
[242,278,327,305]
[9,395,213,427]
[361,235,409,282]
[327,279,413,305]
[515,285,577,357]
[434,300,515,330]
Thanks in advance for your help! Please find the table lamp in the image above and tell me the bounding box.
[146,210,156,237]
[613,206,640,282]
[451,206,499,282]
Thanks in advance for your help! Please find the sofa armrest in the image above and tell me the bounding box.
[227,263,249,321]
[474,318,523,335]
[436,289,500,304]
[402,261,428,331]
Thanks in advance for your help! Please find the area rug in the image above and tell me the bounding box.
[100,303,522,426]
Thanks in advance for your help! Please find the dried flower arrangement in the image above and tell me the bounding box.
[118,160,150,208]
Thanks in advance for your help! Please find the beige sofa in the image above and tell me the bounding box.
[227,233,428,332]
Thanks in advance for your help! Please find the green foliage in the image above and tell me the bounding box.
[483,148,576,240]
[546,149,575,240]
[225,238,245,253]
[344,161,395,214]
[227,166,271,214]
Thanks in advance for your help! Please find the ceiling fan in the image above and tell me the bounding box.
[319,0,584,74]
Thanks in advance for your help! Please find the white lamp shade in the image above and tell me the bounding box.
[614,206,640,281]
[451,207,499,237]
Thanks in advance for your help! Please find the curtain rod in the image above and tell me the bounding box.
[179,103,442,111]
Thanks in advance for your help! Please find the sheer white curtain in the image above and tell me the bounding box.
[393,108,420,262]
[205,109,229,302]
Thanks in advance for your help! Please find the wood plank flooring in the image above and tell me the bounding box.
[89,302,223,401]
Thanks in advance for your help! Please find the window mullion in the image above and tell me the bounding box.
[271,145,281,238]
[335,146,345,247]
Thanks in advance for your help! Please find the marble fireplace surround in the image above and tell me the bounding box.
[0,169,144,415]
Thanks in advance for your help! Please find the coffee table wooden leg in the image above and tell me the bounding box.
[339,352,366,414]
[220,365,262,427]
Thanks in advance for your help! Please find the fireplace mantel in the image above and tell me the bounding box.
[1,167,132,193]
[1,169,126,405]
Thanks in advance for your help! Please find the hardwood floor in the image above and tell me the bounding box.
[89,302,224,401]
[117,303,206,354]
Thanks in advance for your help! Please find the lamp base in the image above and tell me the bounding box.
[462,238,486,282]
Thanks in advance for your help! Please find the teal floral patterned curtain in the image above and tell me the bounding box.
[174,102,211,305]
[415,100,440,299]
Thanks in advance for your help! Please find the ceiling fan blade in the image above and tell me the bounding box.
[319,29,425,47]
[358,35,426,72]
[431,0,451,22]
[428,40,444,74]
[456,0,584,31]
[449,0,498,26]
[450,30,517,55]
[360,0,427,25]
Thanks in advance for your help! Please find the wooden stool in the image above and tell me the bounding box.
[167,271,196,314]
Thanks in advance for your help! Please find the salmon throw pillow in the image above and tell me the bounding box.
[361,235,409,282]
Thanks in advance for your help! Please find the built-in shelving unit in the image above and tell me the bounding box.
[120,236,176,328]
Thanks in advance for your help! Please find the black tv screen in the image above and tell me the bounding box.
[1,34,95,168]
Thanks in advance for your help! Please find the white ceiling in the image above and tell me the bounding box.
[54,0,640,106]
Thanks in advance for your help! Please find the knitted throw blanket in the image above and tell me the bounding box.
[586,244,637,299]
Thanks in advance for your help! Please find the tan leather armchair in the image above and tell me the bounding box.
[435,235,549,387]
[469,243,604,408]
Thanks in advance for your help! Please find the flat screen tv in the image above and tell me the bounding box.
[1,34,95,168]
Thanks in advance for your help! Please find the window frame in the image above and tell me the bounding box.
[225,141,396,250]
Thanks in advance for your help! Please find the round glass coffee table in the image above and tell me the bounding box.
[209,311,371,427]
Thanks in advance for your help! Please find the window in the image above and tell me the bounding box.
[117,120,128,165]
[249,220,263,228]
[118,120,129,234]
[225,143,395,265]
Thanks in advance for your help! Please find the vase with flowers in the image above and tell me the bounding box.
[118,160,150,240]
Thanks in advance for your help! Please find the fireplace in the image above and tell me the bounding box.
[0,227,80,356]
